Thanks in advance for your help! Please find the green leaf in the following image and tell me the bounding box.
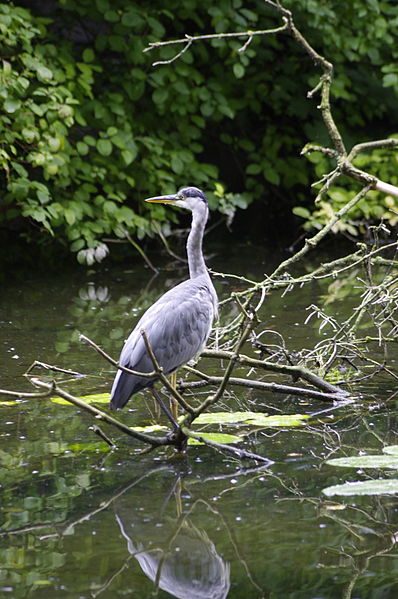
[76,141,89,155]
[67,441,109,453]
[152,88,168,104]
[293,206,311,219]
[326,455,398,469]
[97,138,112,156]
[171,155,184,174]
[22,128,36,143]
[188,432,242,445]
[37,190,50,204]
[121,149,135,166]
[193,411,309,427]
[82,48,95,63]
[194,411,260,425]
[51,393,110,405]
[383,73,398,87]
[64,208,76,226]
[323,479,398,497]
[4,98,21,113]
[383,445,398,456]
[130,424,168,433]
[246,163,262,175]
[233,63,245,79]
[264,168,280,185]
[37,65,53,81]
[48,137,61,152]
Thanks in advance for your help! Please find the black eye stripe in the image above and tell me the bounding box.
[178,186,207,203]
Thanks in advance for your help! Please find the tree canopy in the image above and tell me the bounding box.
[1,0,398,264]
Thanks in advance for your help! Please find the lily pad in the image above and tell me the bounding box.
[130,424,168,433]
[51,392,110,405]
[323,479,398,496]
[326,455,398,469]
[193,411,309,427]
[188,432,242,446]
[245,414,309,427]
[383,445,398,456]
[194,411,259,425]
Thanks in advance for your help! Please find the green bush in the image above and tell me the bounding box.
[1,0,398,261]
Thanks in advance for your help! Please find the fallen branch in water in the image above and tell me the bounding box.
[181,369,351,403]
[198,350,347,396]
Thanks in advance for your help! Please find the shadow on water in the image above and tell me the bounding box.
[1,244,398,597]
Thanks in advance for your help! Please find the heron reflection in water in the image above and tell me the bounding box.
[115,490,230,599]
[110,187,218,423]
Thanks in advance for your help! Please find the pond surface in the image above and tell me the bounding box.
[1,243,398,599]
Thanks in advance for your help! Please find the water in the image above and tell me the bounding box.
[1,244,398,598]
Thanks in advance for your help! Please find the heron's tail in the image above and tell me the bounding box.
[110,369,145,410]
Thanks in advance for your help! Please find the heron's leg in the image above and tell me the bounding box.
[170,371,178,420]
[150,386,178,431]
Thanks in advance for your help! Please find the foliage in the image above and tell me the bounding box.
[1,1,398,260]
[294,145,398,234]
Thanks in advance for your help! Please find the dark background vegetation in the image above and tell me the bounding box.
[1,0,398,270]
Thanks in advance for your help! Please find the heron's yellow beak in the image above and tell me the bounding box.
[145,193,179,204]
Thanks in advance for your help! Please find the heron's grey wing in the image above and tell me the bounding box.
[142,277,215,373]
[110,276,215,410]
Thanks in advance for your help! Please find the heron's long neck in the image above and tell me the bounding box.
[187,205,208,279]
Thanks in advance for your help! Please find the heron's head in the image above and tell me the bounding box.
[145,186,207,212]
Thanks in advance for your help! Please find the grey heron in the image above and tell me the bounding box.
[110,187,218,419]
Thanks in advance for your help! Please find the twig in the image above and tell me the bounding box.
[0,384,55,399]
[25,361,84,377]
[269,184,373,280]
[144,25,289,66]
[89,425,117,448]
[193,312,257,416]
[124,230,159,273]
[79,334,157,379]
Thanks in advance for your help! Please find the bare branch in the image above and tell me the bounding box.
[79,334,157,379]
[181,426,273,464]
[143,24,289,66]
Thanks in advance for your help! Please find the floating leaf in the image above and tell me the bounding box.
[193,411,309,427]
[51,392,110,405]
[326,455,398,469]
[383,445,398,456]
[188,432,242,446]
[130,424,168,433]
[194,411,260,425]
[66,441,109,454]
[323,479,398,497]
[246,414,309,427]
